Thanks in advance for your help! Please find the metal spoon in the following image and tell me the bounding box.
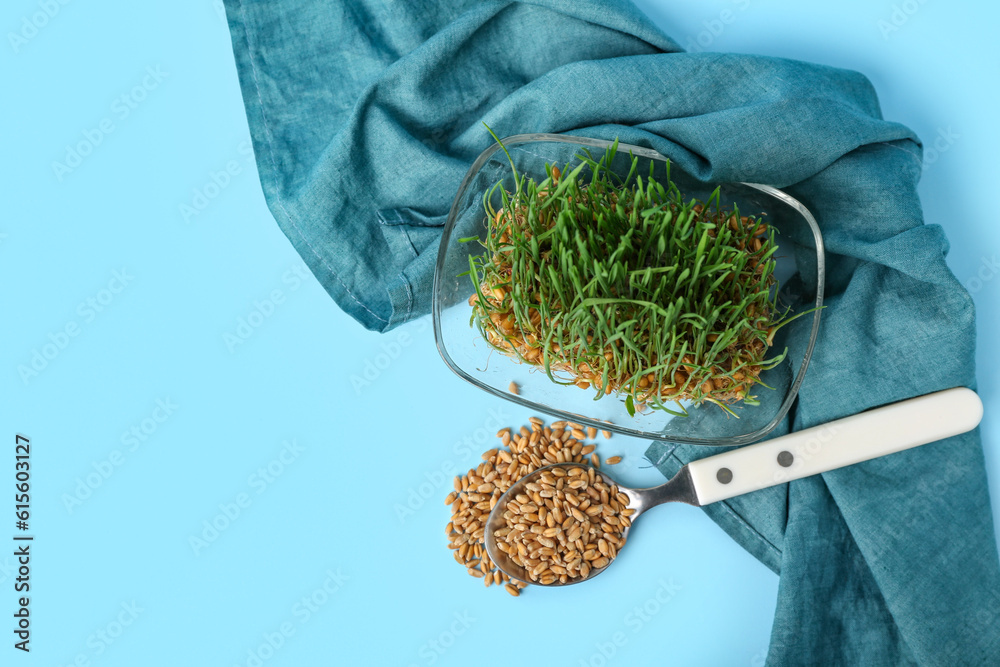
[485,387,983,586]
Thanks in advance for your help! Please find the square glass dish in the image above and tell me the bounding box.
[432,134,824,446]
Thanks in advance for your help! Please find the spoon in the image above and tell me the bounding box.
[484,387,983,586]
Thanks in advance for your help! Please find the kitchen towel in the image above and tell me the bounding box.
[221,0,1000,663]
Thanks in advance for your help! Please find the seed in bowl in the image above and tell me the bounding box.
[495,464,628,584]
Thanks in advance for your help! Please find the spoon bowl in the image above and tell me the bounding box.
[484,462,698,586]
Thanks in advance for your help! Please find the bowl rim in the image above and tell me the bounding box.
[432,133,825,446]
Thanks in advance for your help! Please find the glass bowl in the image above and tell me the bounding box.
[432,134,824,446]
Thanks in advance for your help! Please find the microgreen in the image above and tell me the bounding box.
[465,137,804,415]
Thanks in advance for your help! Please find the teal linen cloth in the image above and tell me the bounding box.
[222,1,1000,663]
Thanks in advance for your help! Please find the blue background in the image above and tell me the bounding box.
[3,0,997,665]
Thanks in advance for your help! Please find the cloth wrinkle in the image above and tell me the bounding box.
[236,0,389,325]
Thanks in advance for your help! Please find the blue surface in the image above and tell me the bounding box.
[2,1,997,665]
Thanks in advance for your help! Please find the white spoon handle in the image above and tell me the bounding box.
[686,387,983,506]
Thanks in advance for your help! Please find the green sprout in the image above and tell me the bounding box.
[465,134,811,416]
